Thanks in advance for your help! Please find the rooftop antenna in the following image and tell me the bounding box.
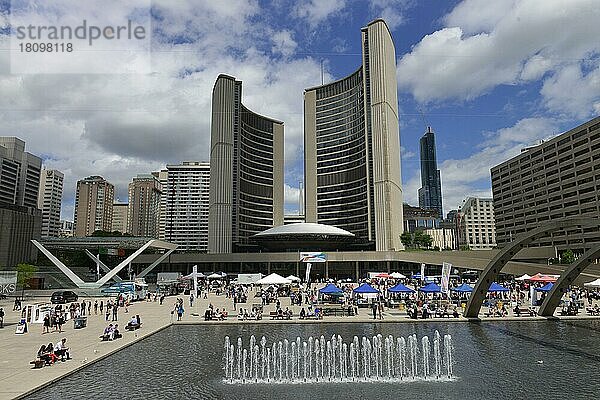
[417,106,430,131]
[320,59,324,85]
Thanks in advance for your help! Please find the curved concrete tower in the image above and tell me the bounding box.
[304,19,403,251]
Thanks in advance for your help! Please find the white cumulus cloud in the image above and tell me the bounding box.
[398,0,600,111]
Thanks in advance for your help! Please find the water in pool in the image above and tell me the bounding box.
[25,321,600,399]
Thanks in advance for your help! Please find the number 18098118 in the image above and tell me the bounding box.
[19,42,73,52]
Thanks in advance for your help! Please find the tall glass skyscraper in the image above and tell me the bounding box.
[208,75,284,253]
[418,126,443,218]
[304,19,404,251]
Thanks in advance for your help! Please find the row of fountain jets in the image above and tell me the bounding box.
[223,331,454,383]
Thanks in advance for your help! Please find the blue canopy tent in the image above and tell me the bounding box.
[488,282,510,292]
[319,283,343,294]
[388,283,415,293]
[451,283,474,293]
[535,282,554,292]
[411,273,434,282]
[419,282,441,293]
[353,283,380,294]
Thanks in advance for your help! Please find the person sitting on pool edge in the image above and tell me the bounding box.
[54,338,70,362]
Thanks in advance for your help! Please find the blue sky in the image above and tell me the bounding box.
[1,0,599,219]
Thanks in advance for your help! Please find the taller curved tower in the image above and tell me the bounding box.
[304,19,403,251]
[208,75,284,253]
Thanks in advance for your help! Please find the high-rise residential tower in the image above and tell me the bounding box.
[152,169,168,240]
[304,19,403,251]
[418,126,443,218]
[165,161,210,251]
[127,174,161,238]
[111,203,129,234]
[37,168,64,237]
[208,74,284,253]
[73,176,114,237]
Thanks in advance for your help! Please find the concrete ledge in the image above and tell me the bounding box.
[14,323,173,400]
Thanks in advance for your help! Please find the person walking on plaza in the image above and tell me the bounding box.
[0,307,4,328]
[87,301,91,315]
[372,302,377,320]
[105,304,110,322]
[112,303,118,321]
[99,300,104,314]
[378,302,384,320]
[56,312,64,333]
[189,293,194,308]
[43,313,50,334]
[94,300,98,315]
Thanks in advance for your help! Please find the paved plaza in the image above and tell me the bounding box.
[0,289,599,399]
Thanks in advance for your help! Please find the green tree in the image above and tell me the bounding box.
[421,234,433,249]
[400,232,413,248]
[16,263,38,298]
[413,231,424,248]
[561,249,575,264]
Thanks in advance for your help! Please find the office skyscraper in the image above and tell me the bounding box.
[165,161,210,251]
[492,117,600,251]
[38,168,64,237]
[418,126,443,218]
[127,174,161,238]
[0,137,42,266]
[459,197,496,250]
[208,74,284,253]
[73,176,114,237]
[304,19,403,251]
[0,137,42,208]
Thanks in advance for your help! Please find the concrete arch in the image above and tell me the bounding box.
[464,217,600,318]
[538,244,600,316]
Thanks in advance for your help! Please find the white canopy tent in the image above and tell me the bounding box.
[515,274,532,281]
[182,272,205,280]
[390,272,406,279]
[256,273,292,285]
[207,273,223,279]
[584,278,600,288]
[286,275,301,282]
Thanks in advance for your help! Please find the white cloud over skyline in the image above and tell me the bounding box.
[1,0,598,222]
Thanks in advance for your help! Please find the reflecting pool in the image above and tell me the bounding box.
[25,321,600,399]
